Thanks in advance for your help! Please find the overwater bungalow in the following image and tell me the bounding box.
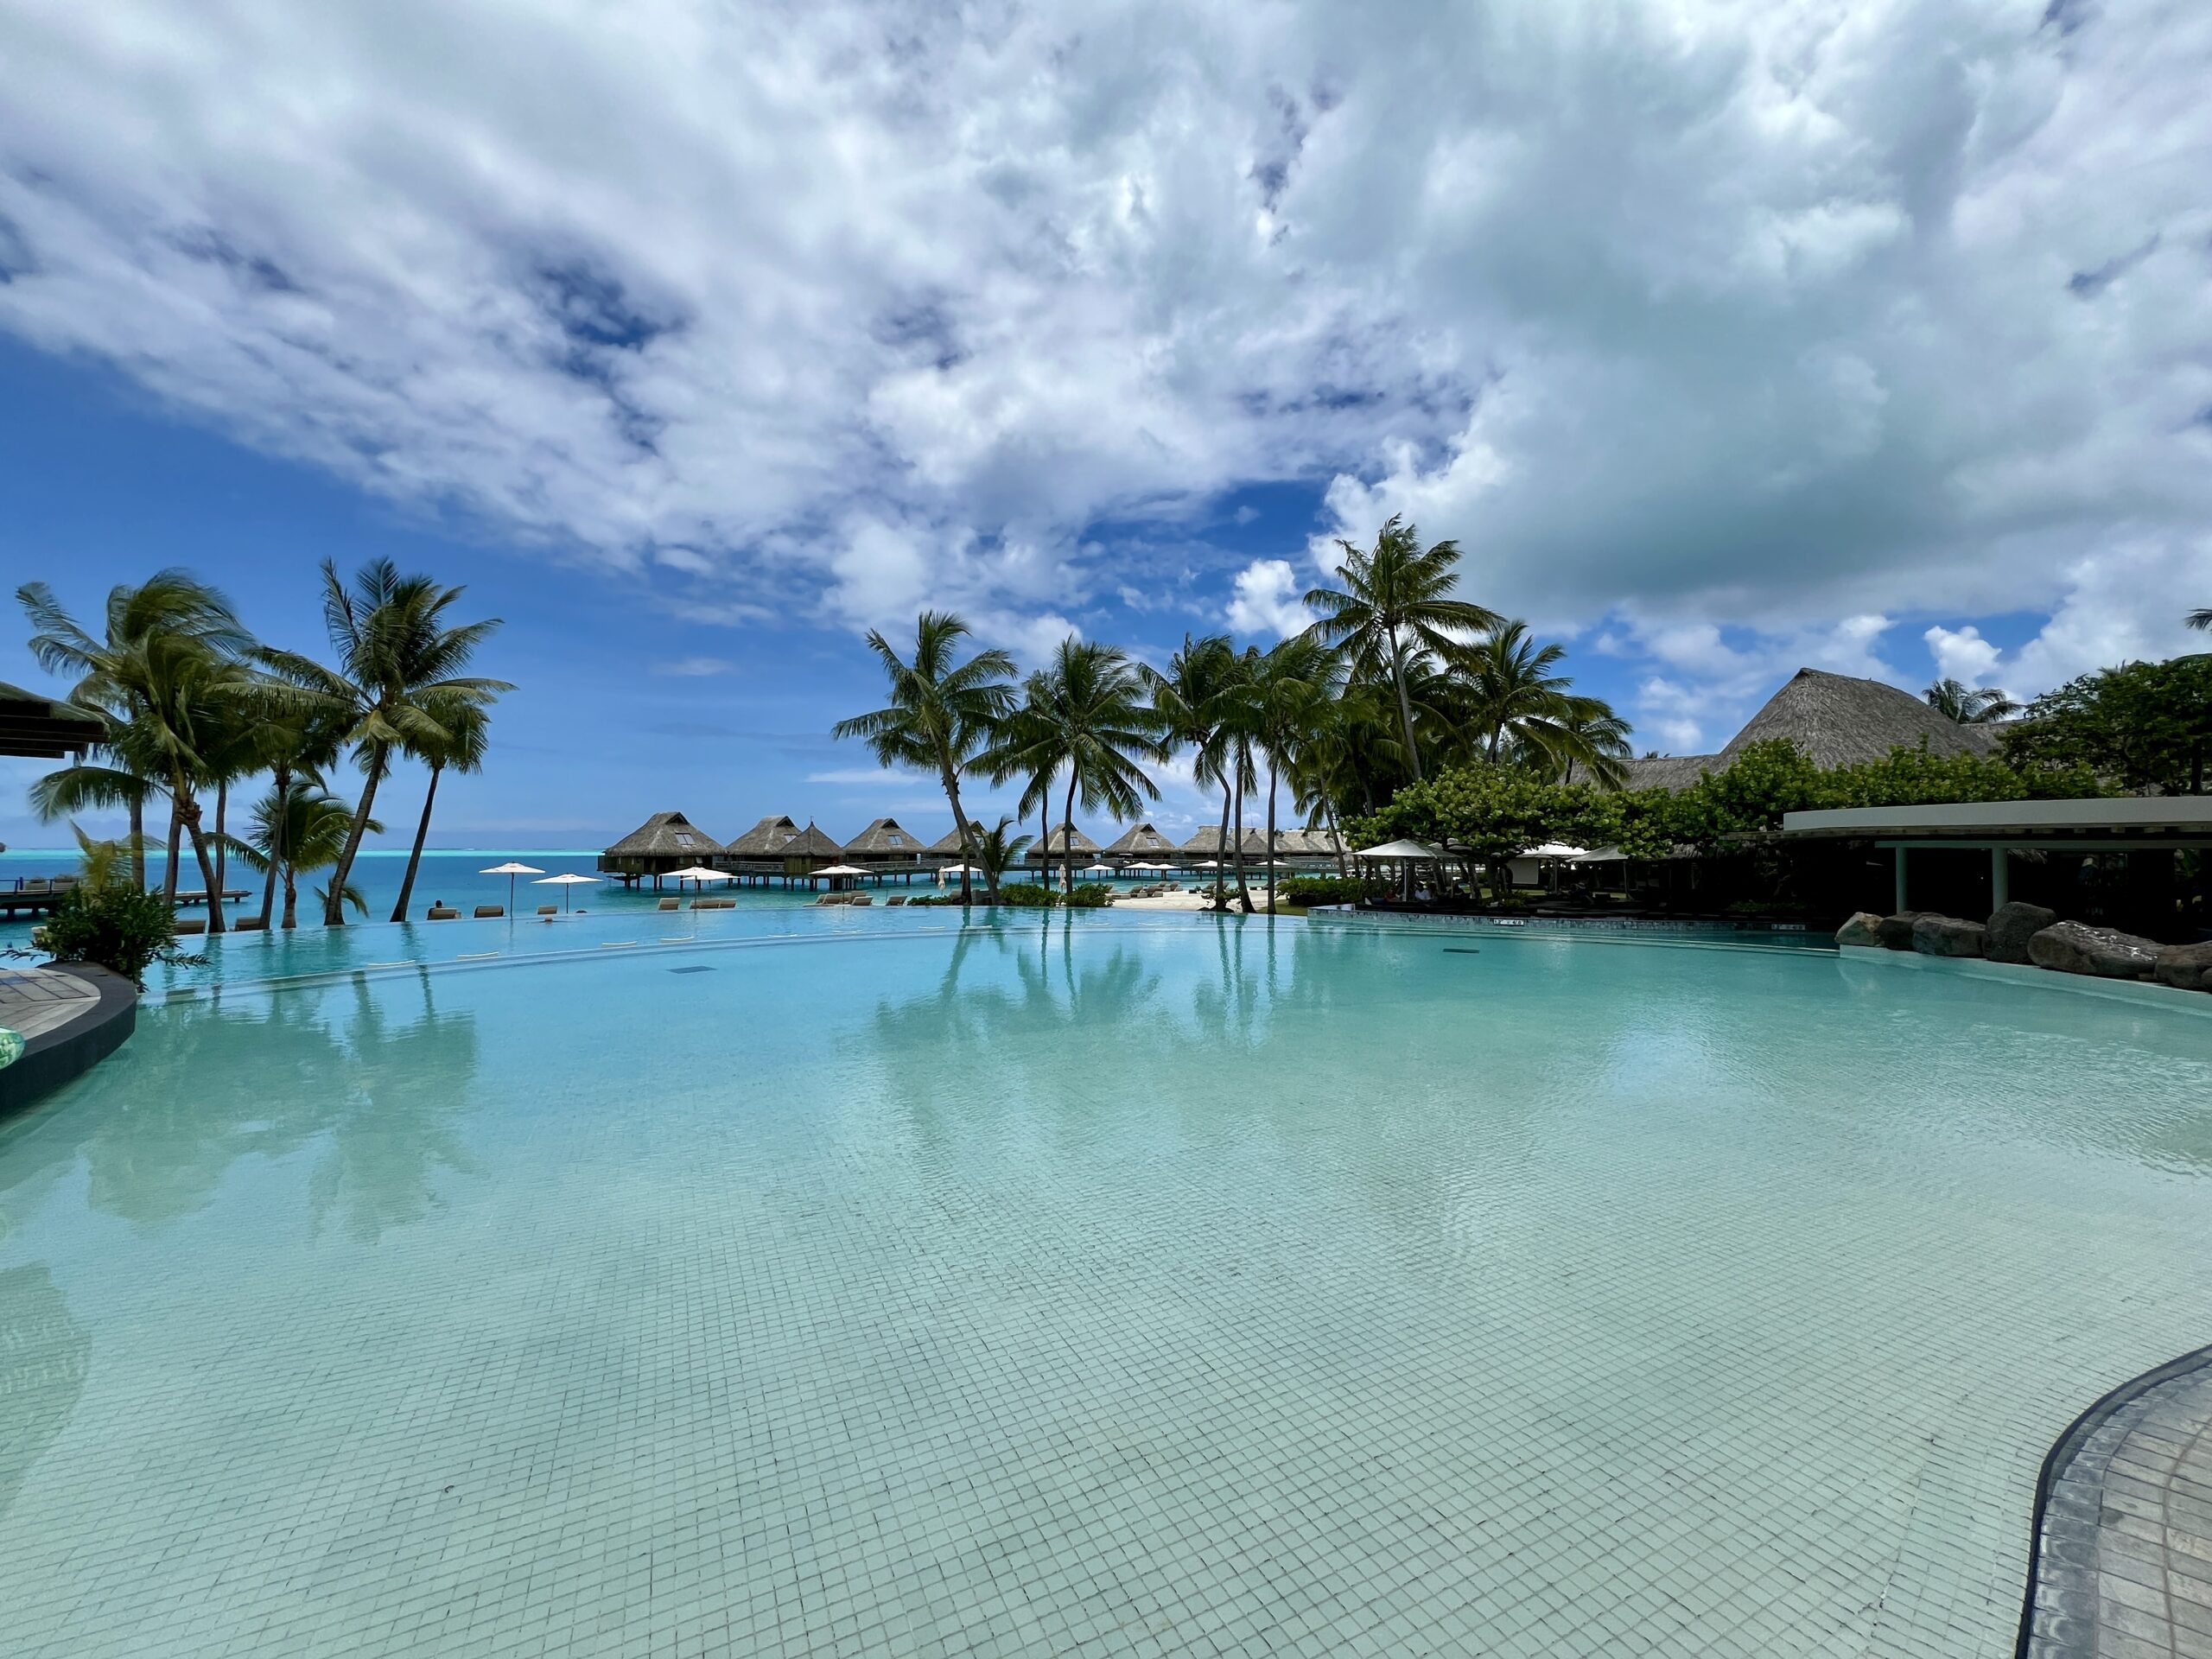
[598,810,726,887]
[1030,823,1101,871]
[716,815,849,887]
[842,818,926,865]
[725,815,807,858]
[1103,823,1176,866]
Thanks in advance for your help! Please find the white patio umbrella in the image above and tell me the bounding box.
[533,872,598,912]
[934,863,983,882]
[667,865,729,888]
[1082,862,1116,875]
[814,864,871,877]
[1127,861,1169,872]
[481,861,543,912]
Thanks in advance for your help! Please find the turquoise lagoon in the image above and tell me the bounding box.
[3,911,2211,1656]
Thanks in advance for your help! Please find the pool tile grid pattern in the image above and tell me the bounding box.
[2025,1350,2212,1659]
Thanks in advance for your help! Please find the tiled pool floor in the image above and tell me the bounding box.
[4,919,2212,1656]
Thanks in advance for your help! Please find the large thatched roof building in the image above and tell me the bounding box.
[843,817,925,861]
[727,815,804,857]
[599,810,724,875]
[1033,823,1102,861]
[1103,823,1176,859]
[1624,668,2000,791]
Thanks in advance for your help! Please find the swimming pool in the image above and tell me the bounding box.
[3,914,2209,1656]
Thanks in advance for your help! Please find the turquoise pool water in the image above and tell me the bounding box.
[3,915,2211,1656]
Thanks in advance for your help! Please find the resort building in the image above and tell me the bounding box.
[842,817,925,865]
[1623,666,1997,790]
[1030,823,1101,869]
[597,810,725,884]
[1103,823,1176,864]
[725,815,808,859]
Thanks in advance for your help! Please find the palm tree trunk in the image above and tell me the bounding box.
[942,766,979,903]
[127,793,145,891]
[1231,752,1253,914]
[260,764,288,926]
[1265,756,1280,910]
[1388,625,1423,782]
[1325,800,1349,880]
[1061,770,1079,896]
[178,792,226,936]
[162,798,183,906]
[282,866,298,930]
[1214,779,1232,909]
[325,742,386,926]
[391,764,442,922]
[213,779,227,903]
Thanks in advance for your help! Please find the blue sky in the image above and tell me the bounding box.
[3,2,2209,851]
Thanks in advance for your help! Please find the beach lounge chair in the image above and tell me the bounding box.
[173,918,206,935]
[474,905,504,918]
[537,904,557,915]
[886,895,906,906]
[234,915,267,931]
[427,906,460,919]
[658,896,680,911]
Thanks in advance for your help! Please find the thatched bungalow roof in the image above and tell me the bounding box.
[1178,825,1274,857]
[1037,823,1101,855]
[727,815,805,856]
[1623,668,1999,790]
[928,826,970,855]
[1279,828,1341,857]
[1103,823,1175,856]
[602,810,723,861]
[780,821,844,861]
[843,817,925,858]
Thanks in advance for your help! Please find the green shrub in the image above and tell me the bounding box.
[1281,875,1376,906]
[38,883,204,988]
[992,883,1060,908]
[1065,883,1114,909]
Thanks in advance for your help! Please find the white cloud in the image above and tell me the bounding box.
[1923,625,2001,688]
[0,0,2207,664]
[1224,558,1311,638]
[650,655,734,677]
[804,767,934,787]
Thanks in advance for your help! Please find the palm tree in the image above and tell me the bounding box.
[1457,621,1586,765]
[1923,677,2019,724]
[234,699,346,930]
[832,612,1015,903]
[222,781,381,929]
[1305,516,1499,782]
[390,696,491,922]
[1549,702,1633,787]
[1138,634,1241,902]
[968,817,1033,899]
[982,639,1166,894]
[28,723,162,891]
[1244,636,1334,904]
[2189,608,2210,632]
[18,571,255,931]
[261,559,508,926]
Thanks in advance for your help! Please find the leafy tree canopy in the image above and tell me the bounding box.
[1999,656,2212,795]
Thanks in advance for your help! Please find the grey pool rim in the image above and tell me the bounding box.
[2014,1340,2212,1657]
[0,961,138,1117]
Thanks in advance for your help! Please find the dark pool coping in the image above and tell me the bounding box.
[2018,1342,2212,1656]
[0,962,138,1117]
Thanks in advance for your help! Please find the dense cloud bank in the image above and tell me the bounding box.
[3,0,2209,739]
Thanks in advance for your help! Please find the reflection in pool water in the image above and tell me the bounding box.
[3,914,2211,1657]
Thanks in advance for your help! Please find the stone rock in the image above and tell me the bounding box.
[1875,911,1928,950]
[1835,912,1885,948]
[1986,901,2059,965]
[2153,942,2212,993]
[1911,915,1987,957]
[2027,921,2163,980]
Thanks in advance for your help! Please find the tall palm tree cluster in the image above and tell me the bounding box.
[836,518,1633,914]
[16,560,509,932]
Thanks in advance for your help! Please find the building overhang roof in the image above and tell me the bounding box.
[1780,796,2212,849]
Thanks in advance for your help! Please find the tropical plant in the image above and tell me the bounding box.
[221,781,383,930]
[1548,702,1633,788]
[978,639,1166,893]
[37,879,200,988]
[1242,635,1334,903]
[1924,677,2019,724]
[261,559,509,925]
[28,728,162,892]
[966,816,1033,901]
[2001,657,2212,794]
[1455,621,1582,765]
[18,571,256,930]
[832,612,1015,903]
[1305,516,1499,782]
[2189,607,2210,632]
[390,696,491,922]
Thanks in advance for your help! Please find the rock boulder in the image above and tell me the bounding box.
[2153,942,2212,993]
[1985,901,2059,964]
[1835,912,1885,949]
[1912,915,1987,957]
[2027,921,2162,980]
[1875,911,1928,950]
